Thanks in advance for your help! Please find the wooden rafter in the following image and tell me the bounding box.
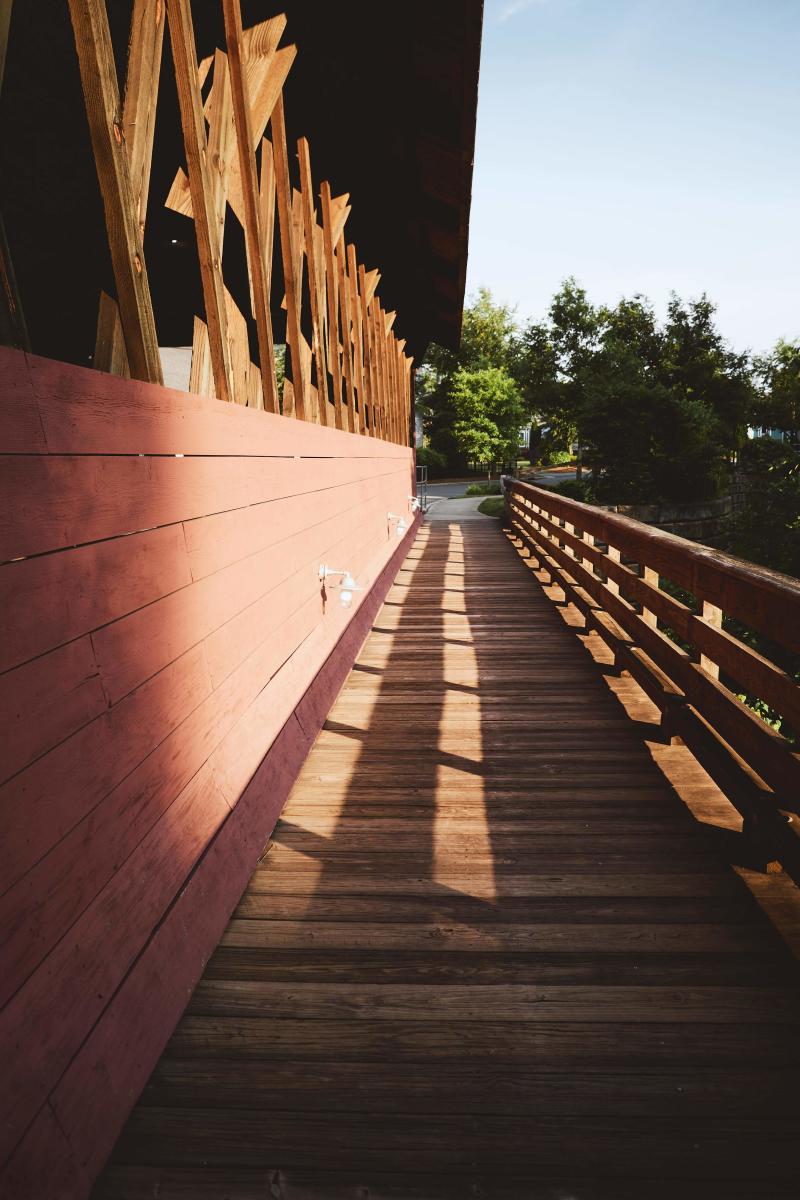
[69,0,162,383]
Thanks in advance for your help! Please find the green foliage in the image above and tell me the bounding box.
[752,340,800,431]
[450,366,525,470]
[415,445,447,470]
[514,285,754,505]
[465,481,502,495]
[554,478,596,502]
[478,496,506,518]
[418,289,520,468]
[729,438,800,578]
[274,344,286,397]
[540,449,573,467]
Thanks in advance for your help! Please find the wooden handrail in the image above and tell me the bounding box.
[503,476,800,880]
[505,479,800,651]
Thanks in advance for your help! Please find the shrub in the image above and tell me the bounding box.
[555,478,596,503]
[540,448,573,467]
[415,445,447,470]
[465,481,502,496]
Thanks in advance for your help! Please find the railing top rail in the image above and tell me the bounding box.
[503,476,800,653]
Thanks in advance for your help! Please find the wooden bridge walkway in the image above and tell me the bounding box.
[97,515,799,1199]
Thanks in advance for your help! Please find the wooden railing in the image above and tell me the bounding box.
[504,477,800,881]
[67,0,412,441]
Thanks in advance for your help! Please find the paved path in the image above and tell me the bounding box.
[425,481,475,499]
[426,495,487,520]
[96,516,800,1198]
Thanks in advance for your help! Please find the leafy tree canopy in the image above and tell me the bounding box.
[752,339,800,432]
[419,279,796,517]
[418,287,519,469]
[450,366,525,475]
[512,284,754,504]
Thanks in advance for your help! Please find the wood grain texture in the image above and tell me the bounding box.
[166,0,232,400]
[68,0,162,383]
[0,343,417,1195]
[506,482,800,866]
[5,346,408,458]
[222,0,280,412]
[95,518,800,1198]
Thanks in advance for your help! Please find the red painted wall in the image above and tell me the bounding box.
[0,347,418,1196]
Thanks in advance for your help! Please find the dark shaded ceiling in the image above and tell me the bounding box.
[0,1,482,367]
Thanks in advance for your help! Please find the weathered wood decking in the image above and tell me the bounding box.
[96,515,800,1198]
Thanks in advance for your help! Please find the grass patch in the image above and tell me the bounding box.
[465,481,502,496]
[478,496,505,518]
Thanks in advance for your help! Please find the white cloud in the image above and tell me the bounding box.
[497,0,549,22]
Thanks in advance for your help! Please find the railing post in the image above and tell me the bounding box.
[606,545,621,595]
[564,519,580,563]
[699,601,722,679]
[641,564,658,629]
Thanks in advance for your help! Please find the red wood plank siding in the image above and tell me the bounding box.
[0,346,418,1195]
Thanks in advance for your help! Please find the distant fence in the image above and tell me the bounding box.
[504,477,800,882]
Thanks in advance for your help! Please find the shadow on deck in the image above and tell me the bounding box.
[95,515,800,1199]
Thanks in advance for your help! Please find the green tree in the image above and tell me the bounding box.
[418,288,519,468]
[577,295,727,503]
[753,339,800,432]
[659,295,753,464]
[450,366,525,476]
[514,278,599,457]
[729,437,800,578]
[516,283,754,503]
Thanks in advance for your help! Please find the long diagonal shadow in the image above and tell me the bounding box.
[274,518,505,926]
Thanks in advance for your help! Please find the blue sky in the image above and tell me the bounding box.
[466,0,800,354]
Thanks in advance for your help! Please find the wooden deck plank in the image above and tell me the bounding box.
[94,517,800,1197]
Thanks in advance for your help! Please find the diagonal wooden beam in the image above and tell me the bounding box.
[298,138,331,425]
[94,290,129,378]
[68,0,162,383]
[320,180,344,429]
[166,0,232,401]
[258,136,276,296]
[335,233,355,432]
[271,90,306,420]
[206,50,234,265]
[357,262,375,435]
[363,267,380,307]
[347,243,367,434]
[222,0,279,412]
[370,300,386,439]
[123,0,164,237]
[94,0,164,374]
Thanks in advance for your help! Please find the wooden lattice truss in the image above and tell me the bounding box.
[69,0,413,441]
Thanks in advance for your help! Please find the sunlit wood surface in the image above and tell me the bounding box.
[96,519,800,1199]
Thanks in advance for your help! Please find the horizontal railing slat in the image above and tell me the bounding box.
[505,483,800,825]
[508,480,800,653]
[511,494,800,731]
